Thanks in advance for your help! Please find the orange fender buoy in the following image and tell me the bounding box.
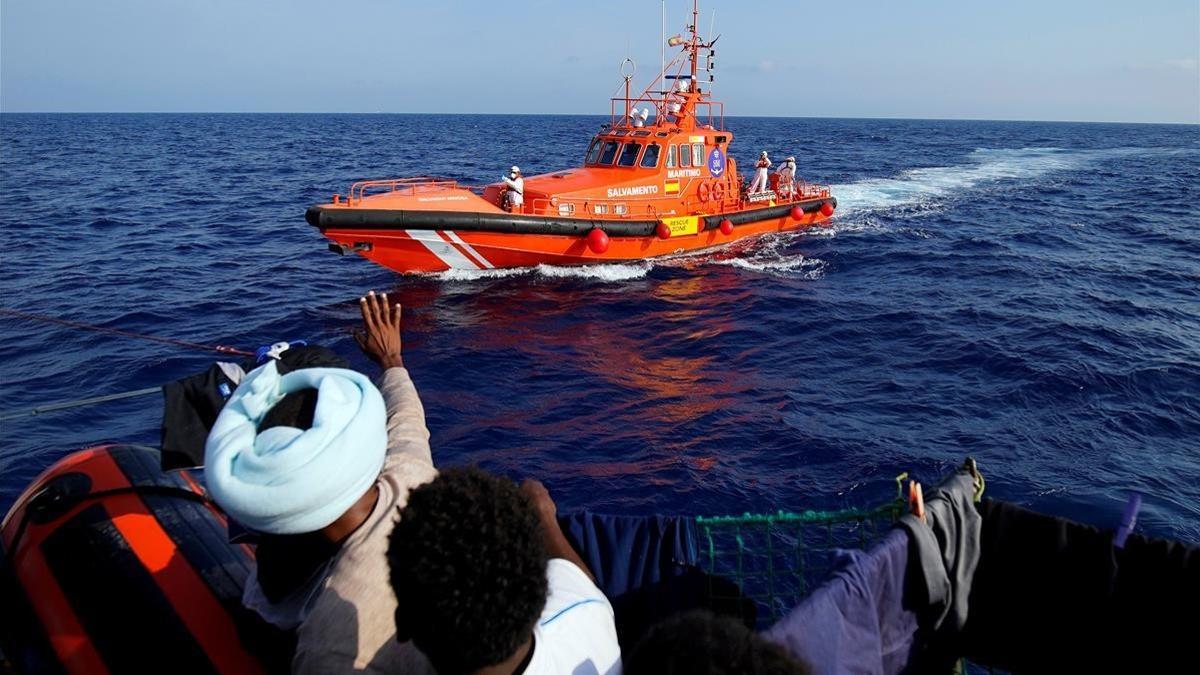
[820,202,835,217]
[656,222,672,239]
[719,219,734,235]
[790,205,805,220]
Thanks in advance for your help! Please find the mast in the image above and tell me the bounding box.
[690,0,700,87]
[661,0,666,106]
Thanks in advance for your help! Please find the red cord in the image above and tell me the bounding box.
[0,307,255,357]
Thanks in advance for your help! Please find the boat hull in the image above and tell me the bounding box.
[314,198,836,274]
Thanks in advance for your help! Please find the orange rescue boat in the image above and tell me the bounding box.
[306,1,836,275]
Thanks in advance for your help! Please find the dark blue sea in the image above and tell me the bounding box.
[1,114,1197,543]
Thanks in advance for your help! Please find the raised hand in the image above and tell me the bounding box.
[354,290,404,370]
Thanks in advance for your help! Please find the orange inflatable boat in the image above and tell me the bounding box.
[306,1,836,275]
[0,445,268,674]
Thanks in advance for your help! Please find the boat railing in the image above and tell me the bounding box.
[346,177,477,205]
[609,97,725,131]
[794,182,833,200]
[525,179,831,221]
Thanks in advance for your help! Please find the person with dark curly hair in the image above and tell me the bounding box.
[623,610,811,675]
[388,467,621,675]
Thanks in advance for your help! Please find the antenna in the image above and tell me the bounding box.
[619,57,636,120]
[708,7,717,88]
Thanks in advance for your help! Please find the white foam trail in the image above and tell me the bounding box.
[713,254,826,279]
[432,262,648,282]
[532,263,649,281]
[830,147,1089,214]
[432,147,1123,282]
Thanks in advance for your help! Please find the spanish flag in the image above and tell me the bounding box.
[664,179,680,195]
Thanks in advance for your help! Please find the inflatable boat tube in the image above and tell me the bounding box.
[0,445,266,674]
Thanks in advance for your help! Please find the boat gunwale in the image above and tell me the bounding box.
[307,197,837,238]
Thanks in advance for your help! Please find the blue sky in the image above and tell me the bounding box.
[2,0,1197,122]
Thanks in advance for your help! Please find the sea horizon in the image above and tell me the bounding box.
[2,110,1197,126]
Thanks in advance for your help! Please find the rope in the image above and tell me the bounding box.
[696,502,900,527]
[697,498,905,626]
[0,386,163,422]
[0,307,254,357]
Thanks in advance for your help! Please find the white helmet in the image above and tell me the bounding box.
[510,165,520,174]
[760,151,768,157]
[786,156,795,164]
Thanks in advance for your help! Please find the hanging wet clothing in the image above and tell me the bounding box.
[956,499,1200,672]
[895,470,982,634]
[764,529,917,675]
[558,512,754,647]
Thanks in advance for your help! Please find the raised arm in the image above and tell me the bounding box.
[355,290,432,466]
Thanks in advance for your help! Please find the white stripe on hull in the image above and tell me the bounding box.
[443,231,495,269]
[403,230,480,270]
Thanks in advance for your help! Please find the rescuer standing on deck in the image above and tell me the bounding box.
[777,156,797,198]
[749,151,771,194]
[502,166,524,212]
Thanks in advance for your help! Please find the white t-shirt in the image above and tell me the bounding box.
[524,559,622,675]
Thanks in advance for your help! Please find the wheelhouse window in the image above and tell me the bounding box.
[585,139,602,165]
[667,144,677,168]
[598,140,620,165]
[617,142,642,167]
[679,144,692,167]
[692,143,704,167]
[640,143,661,168]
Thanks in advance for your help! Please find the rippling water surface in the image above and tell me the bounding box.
[1,114,1197,541]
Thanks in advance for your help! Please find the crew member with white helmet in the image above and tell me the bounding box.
[776,156,797,198]
[749,151,771,194]
[502,165,523,212]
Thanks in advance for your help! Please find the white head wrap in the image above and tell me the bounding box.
[204,361,387,535]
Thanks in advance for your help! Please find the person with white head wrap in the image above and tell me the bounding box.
[206,291,439,674]
[205,361,386,534]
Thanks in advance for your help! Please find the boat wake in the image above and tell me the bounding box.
[432,263,650,283]
[711,252,827,278]
[830,147,1103,214]
[430,147,1135,283]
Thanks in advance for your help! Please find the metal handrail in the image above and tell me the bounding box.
[347,177,472,204]
[609,97,725,130]
[522,177,830,220]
